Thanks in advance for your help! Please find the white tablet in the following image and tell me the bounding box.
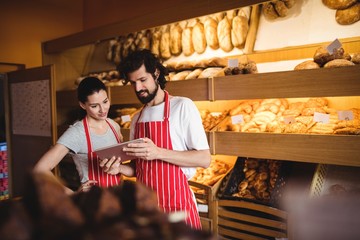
[94,138,144,161]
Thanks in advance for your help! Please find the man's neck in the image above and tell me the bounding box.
[147,88,165,107]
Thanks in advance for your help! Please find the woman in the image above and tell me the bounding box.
[33,77,123,194]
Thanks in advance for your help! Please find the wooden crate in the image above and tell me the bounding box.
[217,199,288,240]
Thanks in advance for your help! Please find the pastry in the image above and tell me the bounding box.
[335,3,360,25]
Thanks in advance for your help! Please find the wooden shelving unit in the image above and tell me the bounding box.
[57,65,360,166]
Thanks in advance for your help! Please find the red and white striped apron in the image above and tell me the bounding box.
[134,91,201,229]
[83,117,121,187]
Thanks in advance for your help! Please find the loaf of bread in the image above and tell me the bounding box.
[217,17,233,52]
[335,3,360,25]
[174,60,195,71]
[263,0,295,19]
[192,21,207,54]
[185,68,203,80]
[294,60,320,70]
[169,24,182,56]
[150,30,161,57]
[159,26,171,59]
[231,15,249,48]
[322,0,357,10]
[198,67,225,78]
[137,30,151,50]
[182,27,194,56]
[313,46,348,66]
[323,59,355,68]
[169,70,191,81]
[204,17,219,49]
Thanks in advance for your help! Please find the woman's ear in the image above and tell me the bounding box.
[79,102,86,110]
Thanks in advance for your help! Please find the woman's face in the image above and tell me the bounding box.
[80,89,110,120]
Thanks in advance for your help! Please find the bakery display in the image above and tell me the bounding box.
[217,97,360,135]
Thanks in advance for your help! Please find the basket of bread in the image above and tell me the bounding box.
[217,157,288,208]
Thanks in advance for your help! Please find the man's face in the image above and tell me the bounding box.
[128,64,159,104]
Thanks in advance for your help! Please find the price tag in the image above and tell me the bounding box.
[283,116,296,124]
[228,58,239,68]
[326,38,342,54]
[121,115,131,123]
[313,112,330,124]
[231,114,244,124]
[337,110,354,121]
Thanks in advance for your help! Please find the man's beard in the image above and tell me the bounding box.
[136,82,159,104]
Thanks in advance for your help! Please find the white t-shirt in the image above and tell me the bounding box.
[57,118,121,183]
[130,96,209,179]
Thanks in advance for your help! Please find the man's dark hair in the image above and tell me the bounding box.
[117,49,168,89]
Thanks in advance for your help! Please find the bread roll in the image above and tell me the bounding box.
[204,17,219,50]
[217,17,233,52]
[322,0,357,10]
[198,67,225,78]
[150,30,161,57]
[323,59,355,68]
[160,26,171,59]
[137,30,151,50]
[263,2,278,19]
[192,21,207,54]
[313,46,346,66]
[335,3,360,25]
[170,70,192,81]
[231,15,249,48]
[185,69,203,80]
[238,6,251,19]
[226,9,237,21]
[274,0,289,17]
[294,60,320,70]
[170,24,182,56]
[182,27,194,56]
[351,53,360,64]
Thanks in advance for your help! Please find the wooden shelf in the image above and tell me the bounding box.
[214,65,360,100]
[210,131,360,167]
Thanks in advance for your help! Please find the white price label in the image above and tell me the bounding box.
[121,115,131,123]
[326,38,342,54]
[283,116,296,124]
[231,114,244,124]
[313,112,330,124]
[228,58,239,68]
[337,110,354,121]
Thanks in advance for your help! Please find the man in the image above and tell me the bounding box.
[100,49,211,229]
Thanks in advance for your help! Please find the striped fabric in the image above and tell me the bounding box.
[83,117,121,187]
[135,91,201,229]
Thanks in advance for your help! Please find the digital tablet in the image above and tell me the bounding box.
[94,138,144,161]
